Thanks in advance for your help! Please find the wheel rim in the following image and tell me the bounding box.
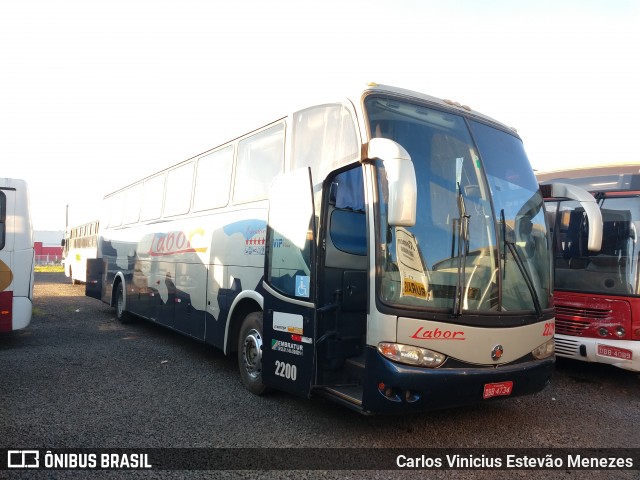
[242,328,263,379]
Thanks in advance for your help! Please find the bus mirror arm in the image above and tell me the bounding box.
[550,182,603,252]
[367,138,417,227]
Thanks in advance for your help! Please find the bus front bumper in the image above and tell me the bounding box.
[555,333,639,372]
[361,347,554,414]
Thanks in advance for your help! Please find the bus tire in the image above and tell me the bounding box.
[115,282,133,324]
[238,311,268,395]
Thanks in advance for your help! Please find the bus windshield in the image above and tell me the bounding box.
[366,96,551,316]
[546,194,640,296]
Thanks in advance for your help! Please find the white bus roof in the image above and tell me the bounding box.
[104,82,520,198]
[536,163,640,180]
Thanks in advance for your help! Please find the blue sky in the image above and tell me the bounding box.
[1,0,638,231]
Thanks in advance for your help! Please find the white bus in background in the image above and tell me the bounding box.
[62,220,99,284]
[87,83,601,414]
[0,178,34,332]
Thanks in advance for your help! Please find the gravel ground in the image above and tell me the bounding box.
[0,272,638,479]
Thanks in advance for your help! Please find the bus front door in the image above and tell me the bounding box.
[262,168,317,398]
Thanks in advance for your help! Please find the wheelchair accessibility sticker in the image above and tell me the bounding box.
[295,275,310,298]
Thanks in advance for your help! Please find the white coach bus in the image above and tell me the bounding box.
[62,220,99,284]
[0,178,34,332]
[86,83,601,414]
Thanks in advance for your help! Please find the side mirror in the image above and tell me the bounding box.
[367,138,417,227]
[549,182,603,252]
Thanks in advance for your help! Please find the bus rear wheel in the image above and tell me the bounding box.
[115,282,132,324]
[238,312,268,395]
[69,267,78,285]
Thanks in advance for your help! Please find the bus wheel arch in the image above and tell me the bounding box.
[225,292,264,355]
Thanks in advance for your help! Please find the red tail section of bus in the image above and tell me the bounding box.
[0,290,13,332]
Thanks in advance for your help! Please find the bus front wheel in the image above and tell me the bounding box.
[238,312,268,395]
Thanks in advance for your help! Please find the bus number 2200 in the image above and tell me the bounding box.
[275,361,297,381]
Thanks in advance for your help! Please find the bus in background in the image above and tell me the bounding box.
[538,163,639,372]
[87,83,601,414]
[62,220,99,284]
[0,178,34,332]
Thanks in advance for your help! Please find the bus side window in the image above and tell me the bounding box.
[330,209,367,256]
[334,168,364,211]
[234,123,284,205]
[164,162,195,217]
[123,183,143,224]
[141,174,165,221]
[193,146,233,211]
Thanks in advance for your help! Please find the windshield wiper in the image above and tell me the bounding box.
[501,208,543,317]
[453,183,470,316]
[501,209,508,271]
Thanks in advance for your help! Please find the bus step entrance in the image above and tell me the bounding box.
[316,353,366,408]
[320,385,363,407]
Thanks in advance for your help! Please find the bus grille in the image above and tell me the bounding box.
[555,305,611,319]
[555,305,612,336]
[554,337,581,357]
[555,318,590,336]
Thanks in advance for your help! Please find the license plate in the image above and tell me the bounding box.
[483,381,513,399]
[597,344,632,361]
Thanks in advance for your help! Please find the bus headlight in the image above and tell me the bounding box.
[377,342,445,368]
[531,338,555,360]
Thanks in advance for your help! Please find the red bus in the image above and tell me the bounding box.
[538,164,640,372]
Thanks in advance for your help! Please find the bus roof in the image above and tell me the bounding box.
[536,163,640,192]
[0,178,28,190]
[360,83,518,134]
[104,82,521,198]
[536,163,640,179]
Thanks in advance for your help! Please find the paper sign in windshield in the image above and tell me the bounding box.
[396,228,429,300]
